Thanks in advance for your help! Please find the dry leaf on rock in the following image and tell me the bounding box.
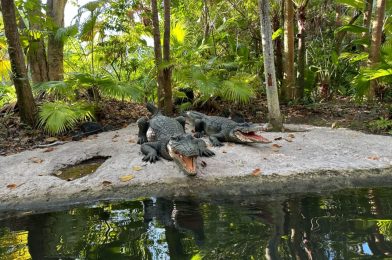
[272,144,282,148]
[251,168,262,176]
[288,133,295,138]
[43,147,55,153]
[367,156,380,160]
[222,150,227,153]
[132,165,142,171]
[284,137,293,142]
[29,157,44,163]
[45,137,58,143]
[102,181,112,186]
[274,137,282,141]
[6,184,17,189]
[120,175,135,182]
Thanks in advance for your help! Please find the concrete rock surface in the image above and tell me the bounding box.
[0,124,392,211]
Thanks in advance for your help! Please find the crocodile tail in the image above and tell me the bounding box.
[146,103,159,114]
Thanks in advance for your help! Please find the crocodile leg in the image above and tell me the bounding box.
[194,119,206,138]
[175,116,186,131]
[193,139,215,157]
[137,117,149,144]
[209,133,225,147]
[141,141,161,163]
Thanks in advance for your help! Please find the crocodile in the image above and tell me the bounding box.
[185,111,271,147]
[137,104,215,176]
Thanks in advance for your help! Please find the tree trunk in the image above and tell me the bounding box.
[1,0,37,126]
[296,2,308,100]
[151,0,165,109]
[258,0,283,131]
[163,0,173,115]
[368,0,386,100]
[203,0,210,41]
[362,0,373,41]
[47,0,67,81]
[272,6,283,89]
[27,0,49,84]
[283,0,295,101]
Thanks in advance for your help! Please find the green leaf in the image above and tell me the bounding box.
[335,25,367,35]
[272,28,283,40]
[336,0,364,9]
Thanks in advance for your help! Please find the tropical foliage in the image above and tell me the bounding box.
[0,0,391,133]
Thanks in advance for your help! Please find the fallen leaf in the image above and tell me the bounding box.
[6,184,17,189]
[367,156,380,160]
[38,173,44,176]
[54,171,62,176]
[132,165,142,171]
[222,150,227,153]
[102,180,112,186]
[288,133,295,138]
[284,137,293,142]
[45,137,58,143]
[129,139,136,143]
[201,160,207,168]
[119,175,134,182]
[331,122,338,128]
[43,147,55,153]
[251,168,262,176]
[274,137,283,141]
[272,144,282,148]
[29,157,44,163]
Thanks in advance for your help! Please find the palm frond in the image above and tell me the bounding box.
[55,24,79,43]
[33,81,74,97]
[220,77,255,104]
[38,101,95,134]
[98,79,144,101]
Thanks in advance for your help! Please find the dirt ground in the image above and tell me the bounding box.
[0,97,391,156]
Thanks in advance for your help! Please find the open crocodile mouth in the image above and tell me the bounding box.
[172,150,197,176]
[235,130,271,143]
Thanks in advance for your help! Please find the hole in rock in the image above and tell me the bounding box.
[54,156,110,181]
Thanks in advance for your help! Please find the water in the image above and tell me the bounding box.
[1,187,392,259]
[54,156,109,181]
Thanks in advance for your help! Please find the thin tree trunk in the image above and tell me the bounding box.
[163,0,173,115]
[203,0,210,41]
[362,0,373,42]
[283,0,295,101]
[272,5,283,88]
[368,0,386,100]
[258,0,283,131]
[296,1,308,100]
[27,0,49,84]
[151,0,165,109]
[47,0,67,81]
[1,0,37,126]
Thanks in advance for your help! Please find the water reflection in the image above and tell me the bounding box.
[2,187,392,259]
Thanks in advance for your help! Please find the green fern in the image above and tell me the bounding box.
[38,101,95,134]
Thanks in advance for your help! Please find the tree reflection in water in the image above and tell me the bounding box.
[2,187,392,259]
